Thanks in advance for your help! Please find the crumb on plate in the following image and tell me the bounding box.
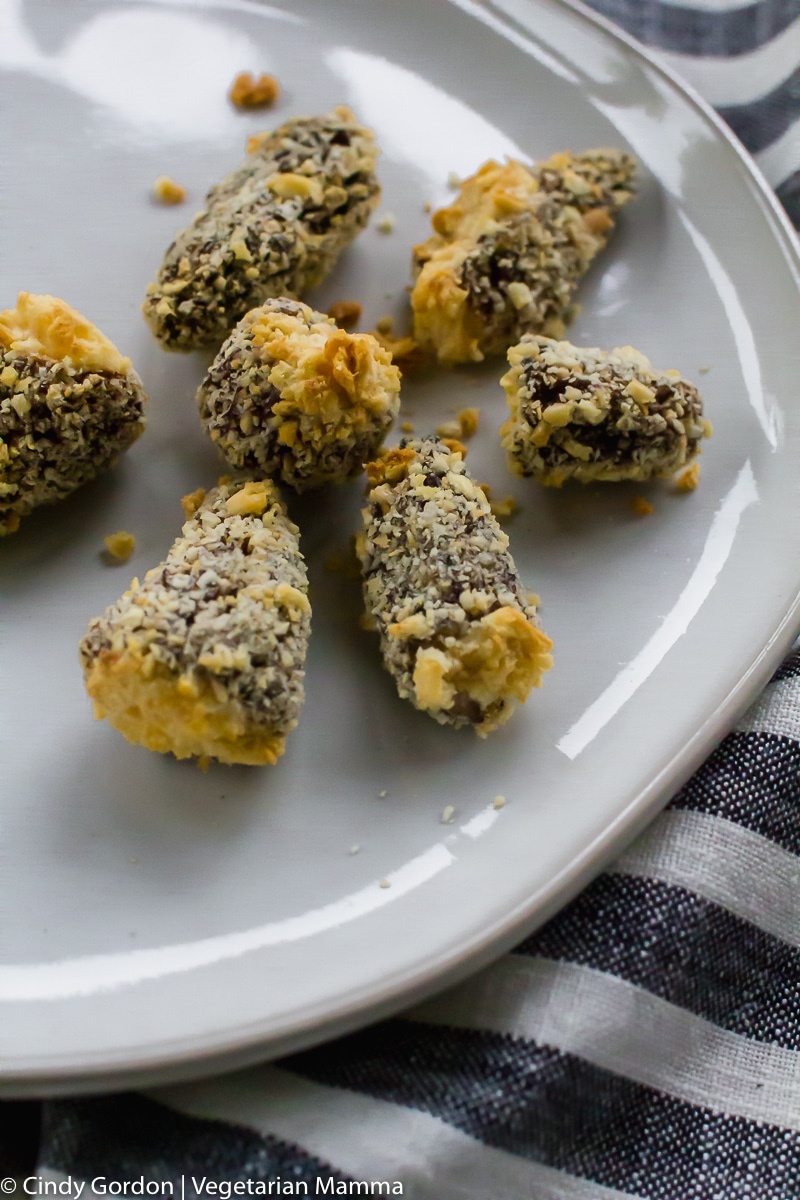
[632,496,653,516]
[490,495,516,521]
[229,71,280,109]
[152,176,186,205]
[369,327,426,368]
[328,300,362,328]
[675,462,700,491]
[435,419,461,439]
[104,530,136,562]
[458,407,480,438]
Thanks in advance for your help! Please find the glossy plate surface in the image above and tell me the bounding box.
[2,0,800,1095]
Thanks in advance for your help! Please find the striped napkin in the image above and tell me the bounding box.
[3,2,799,1197]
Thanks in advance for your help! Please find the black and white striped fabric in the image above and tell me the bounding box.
[6,3,800,1197]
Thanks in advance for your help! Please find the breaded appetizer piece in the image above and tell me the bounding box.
[501,335,711,486]
[80,480,310,766]
[357,438,552,735]
[143,107,380,351]
[411,151,635,363]
[197,298,401,491]
[0,293,145,536]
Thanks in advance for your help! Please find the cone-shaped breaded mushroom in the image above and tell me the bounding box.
[0,293,145,535]
[197,298,401,491]
[357,438,552,734]
[411,150,635,364]
[80,480,310,766]
[500,335,711,486]
[143,107,380,351]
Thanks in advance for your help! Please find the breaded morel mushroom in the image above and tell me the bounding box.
[197,298,401,491]
[357,438,552,734]
[80,480,310,766]
[411,151,635,364]
[500,335,711,486]
[0,293,145,535]
[143,107,380,351]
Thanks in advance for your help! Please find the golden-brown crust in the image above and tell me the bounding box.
[409,606,552,735]
[84,649,286,766]
[364,446,416,488]
[0,293,131,375]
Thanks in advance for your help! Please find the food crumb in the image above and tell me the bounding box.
[632,496,654,516]
[436,419,461,439]
[493,794,506,810]
[229,71,280,109]
[698,365,710,374]
[181,488,206,519]
[401,421,414,433]
[447,171,461,189]
[328,300,362,328]
[527,592,541,608]
[129,856,138,863]
[370,327,426,367]
[378,789,387,798]
[376,212,396,234]
[458,407,480,438]
[441,804,455,823]
[103,531,136,562]
[490,495,517,522]
[379,878,391,888]
[675,463,700,492]
[348,844,361,855]
[152,175,186,205]
[423,201,432,213]
[375,314,394,335]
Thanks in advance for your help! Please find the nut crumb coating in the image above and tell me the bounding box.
[197,298,401,491]
[80,480,310,766]
[500,336,711,486]
[357,438,552,734]
[143,107,380,351]
[411,151,635,363]
[0,293,145,536]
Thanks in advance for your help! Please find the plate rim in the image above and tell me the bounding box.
[3,0,800,1096]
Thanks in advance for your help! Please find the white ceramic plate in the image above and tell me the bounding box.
[2,0,800,1096]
